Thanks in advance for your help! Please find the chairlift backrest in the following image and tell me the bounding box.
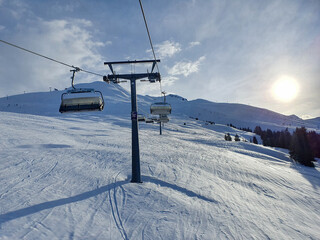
[150,102,172,115]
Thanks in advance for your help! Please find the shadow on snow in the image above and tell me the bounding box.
[0,180,127,224]
[0,176,217,225]
[142,176,218,204]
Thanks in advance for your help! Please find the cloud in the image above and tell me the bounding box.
[147,40,181,59]
[6,0,30,20]
[301,115,314,120]
[161,76,179,87]
[168,56,205,77]
[0,17,105,96]
[105,41,112,46]
[188,41,200,48]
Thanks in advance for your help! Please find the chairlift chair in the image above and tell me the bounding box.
[159,114,169,123]
[59,69,104,113]
[59,88,104,113]
[137,114,146,122]
[150,102,172,115]
[145,118,154,123]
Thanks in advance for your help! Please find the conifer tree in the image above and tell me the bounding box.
[254,126,262,136]
[290,127,314,167]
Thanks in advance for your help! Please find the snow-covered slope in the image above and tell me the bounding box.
[1,112,319,239]
[305,117,320,129]
[0,83,319,239]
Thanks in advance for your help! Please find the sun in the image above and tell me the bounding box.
[271,76,299,102]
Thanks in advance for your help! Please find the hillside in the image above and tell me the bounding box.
[166,96,319,132]
[1,82,319,132]
[0,83,319,239]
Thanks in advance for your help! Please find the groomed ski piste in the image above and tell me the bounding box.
[0,83,319,239]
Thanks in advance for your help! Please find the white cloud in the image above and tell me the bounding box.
[161,76,179,87]
[0,18,106,96]
[147,40,181,59]
[301,115,314,120]
[7,0,30,20]
[105,40,112,46]
[168,56,205,77]
[188,41,200,48]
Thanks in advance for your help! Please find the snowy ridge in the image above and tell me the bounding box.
[1,82,319,132]
[165,95,319,132]
[305,117,320,128]
[0,83,319,239]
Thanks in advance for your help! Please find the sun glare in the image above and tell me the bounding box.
[272,76,299,102]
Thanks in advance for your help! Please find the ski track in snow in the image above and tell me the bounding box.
[0,111,319,239]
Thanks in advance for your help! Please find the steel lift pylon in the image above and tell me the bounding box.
[104,59,160,183]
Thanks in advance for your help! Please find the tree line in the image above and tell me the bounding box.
[253,126,320,167]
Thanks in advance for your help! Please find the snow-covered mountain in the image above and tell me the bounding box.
[0,82,319,239]
[165,95,319,132]
[0,81,319,132]
[305,117,320,128]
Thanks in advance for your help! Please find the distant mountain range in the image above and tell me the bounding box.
[0,81,319,132]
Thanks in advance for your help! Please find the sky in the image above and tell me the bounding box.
[0,0,319,118]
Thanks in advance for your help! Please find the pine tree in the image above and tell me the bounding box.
[290,127,314,167]
[307,131,320,158]
[254,126,262,136]
[283,128,291,149]
[253,136,258,144]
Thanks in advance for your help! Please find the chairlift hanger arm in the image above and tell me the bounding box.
[107,64,115,75]
[151,61,156,73]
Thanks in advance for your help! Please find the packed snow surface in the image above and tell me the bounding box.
[0,83,319,239]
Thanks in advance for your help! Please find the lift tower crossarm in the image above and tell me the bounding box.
[107,73,160,81]
[104,59,160,65]
[104,60,161,83]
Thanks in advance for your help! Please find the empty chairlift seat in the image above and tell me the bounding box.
[59,88,104,113]
[145,118,154,123]
[150,102,172,115]
[159,114,169,123]
[137,114,146,122]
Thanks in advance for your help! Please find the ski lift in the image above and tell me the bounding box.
[150,91,172,115]
[159,114,169,123]
[145,118,154,123]
[137,114,145,122]
[150,102,172,115]
[59,69,104,113]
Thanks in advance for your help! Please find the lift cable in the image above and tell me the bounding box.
[0,39,104,77]
[138,0,163,95]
